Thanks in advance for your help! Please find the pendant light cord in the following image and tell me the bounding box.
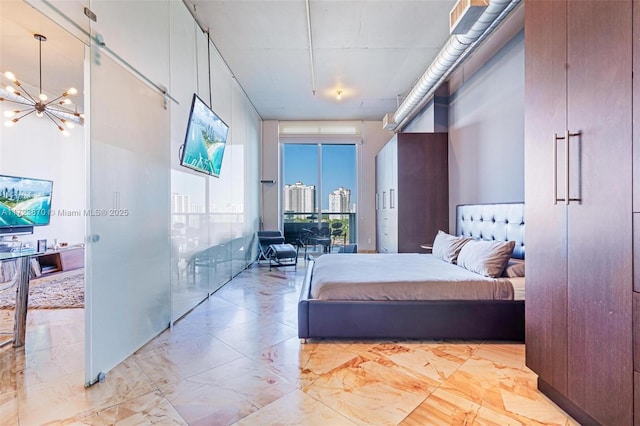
[207,30,212,107]
[38,37,43,96]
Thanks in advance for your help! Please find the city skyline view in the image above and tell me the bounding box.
[283,144,356,212]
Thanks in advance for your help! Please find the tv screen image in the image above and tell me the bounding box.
[0,175,53,227]
[180,94,229,177]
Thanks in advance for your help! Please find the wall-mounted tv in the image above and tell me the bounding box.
[0,174,53,233]
[180,94,229,177]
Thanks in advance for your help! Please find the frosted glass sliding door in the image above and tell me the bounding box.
[85,50,171,385]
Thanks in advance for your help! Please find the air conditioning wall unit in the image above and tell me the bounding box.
[450,0,489,35]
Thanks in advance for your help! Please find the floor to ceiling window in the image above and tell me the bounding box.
[282,143,357,253]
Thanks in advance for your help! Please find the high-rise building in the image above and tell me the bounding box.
[283,181,316,213]
[171,193,190,213]
[329,187,351,213]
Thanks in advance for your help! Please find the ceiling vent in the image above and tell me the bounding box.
[450,0,489,34]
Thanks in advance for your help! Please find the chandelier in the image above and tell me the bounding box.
[0,33,83,136]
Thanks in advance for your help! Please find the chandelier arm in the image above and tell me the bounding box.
[14,109,37,121]
[43,110,63,129]
[44,94,67,106]
[13,85,38,104]
[1,99,35,107]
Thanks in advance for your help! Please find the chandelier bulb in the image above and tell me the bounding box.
[67,87,78,96]
[35,111,44,118]
[3,110,17,118]
[62,130,70,137]
[60,99,72,105]
[38,93,48,101]
[4,71,15,82]
[5,85,14,93]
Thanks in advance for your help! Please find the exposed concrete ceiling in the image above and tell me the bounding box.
[186,0,458,121]
[0,0,462,123]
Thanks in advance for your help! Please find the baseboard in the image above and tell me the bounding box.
[537,378,599,425]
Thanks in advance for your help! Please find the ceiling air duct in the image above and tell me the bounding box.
[384,0,521,132]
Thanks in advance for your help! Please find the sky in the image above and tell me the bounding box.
[283,144,357,210]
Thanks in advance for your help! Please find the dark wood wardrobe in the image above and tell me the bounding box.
[375,133,448,253]
[524,0,634,424]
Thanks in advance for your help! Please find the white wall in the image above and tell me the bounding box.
[403,30,524,232]
[447,31,524,230]
[261,120,280,231]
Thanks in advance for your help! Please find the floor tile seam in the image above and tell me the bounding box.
[298,387,362,426]
[132,330,228,358]
[240,339,321,390]
[135,341,247,389]
[63,388,187,424]
[266,316,298,330]
[214,298,292,316]
[150,383,196,425]
[432,358,539,424]
[18,376,156,425]
[218,333,298,359]
[394,390,434,425]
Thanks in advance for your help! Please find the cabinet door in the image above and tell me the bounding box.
[376,143,392,252]
[388,137,399,253]
[524,0,568,394]
[566,1,633,424]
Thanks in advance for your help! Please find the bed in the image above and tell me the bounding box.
[297,202,525,341]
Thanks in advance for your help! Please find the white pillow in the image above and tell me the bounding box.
[457,239,516,278]
[432,230,471,264]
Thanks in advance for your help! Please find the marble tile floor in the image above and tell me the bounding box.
[0,263,578,425]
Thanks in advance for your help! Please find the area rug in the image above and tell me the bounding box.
[0,269,84,309]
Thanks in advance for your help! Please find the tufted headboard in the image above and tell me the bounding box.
[455,202,525,260]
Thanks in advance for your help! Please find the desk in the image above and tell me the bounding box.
[1,251,35,348]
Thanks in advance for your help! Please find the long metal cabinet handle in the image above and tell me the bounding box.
[390,189,395,209]
[553,133,565,205]
[383,191,386,209]
[567,131,581,204]
[564,130,570,206]
[375,193,379,210]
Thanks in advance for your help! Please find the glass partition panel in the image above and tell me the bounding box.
[170,170,210,320]
[85,48,171,385]
[207,151,233,293]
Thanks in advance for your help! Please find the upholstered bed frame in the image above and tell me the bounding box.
[297,202,525,341]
